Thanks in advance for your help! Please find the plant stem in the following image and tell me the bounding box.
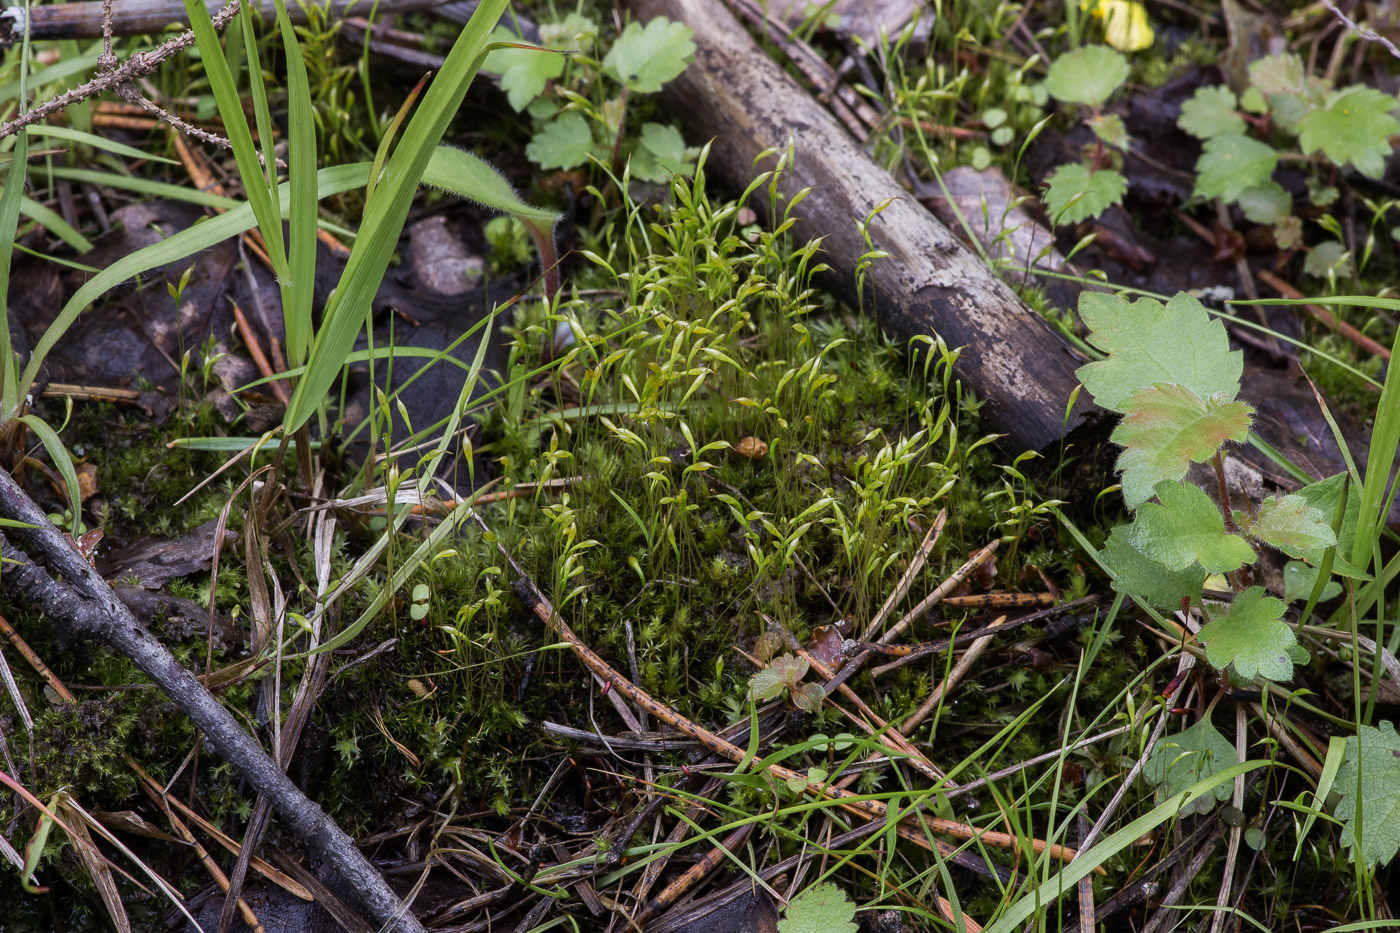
[1212,452,1251,591]
[1211,453,1236,534]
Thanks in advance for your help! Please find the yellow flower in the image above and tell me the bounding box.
[1082,0,1154,53]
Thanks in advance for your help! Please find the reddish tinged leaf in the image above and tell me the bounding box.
[1111,383,1253,508]
[792,683,825,712]
[807,625,846,670]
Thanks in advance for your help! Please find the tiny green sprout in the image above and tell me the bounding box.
[1041,45,1130,224]
[165,263,195,305]
[750,654,825,712]
[410,582,431,621]
[785,766,828,795]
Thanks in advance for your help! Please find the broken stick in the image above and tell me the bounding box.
[0,467,426,933]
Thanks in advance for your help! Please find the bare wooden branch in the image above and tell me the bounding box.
[0,0,445,42]
[0,0,244,141]
[0,467,427,933]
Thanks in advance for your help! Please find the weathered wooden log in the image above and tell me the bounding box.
[625,0,1105,456]
[0,0,445,42]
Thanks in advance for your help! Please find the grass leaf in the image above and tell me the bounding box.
[282,0,509,434]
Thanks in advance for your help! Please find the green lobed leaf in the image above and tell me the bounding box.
[1043,44,1128,108]
[1090,113,1131,151]
[630,122,694,182]
[750,667,786,701]
[1178,85,1245,139]
[1282,561,1341,603]
[539,13,598,50]
[1333,721,1400,868]
[602,18,696,94]
[770,654,808,690]
[1193,132,1279,202]
[483,26,566,111]
[1196,586,1297,681]
[1238,492,1336,559]
[1112,386,1253,509]
[1303,240,1351,280]
[1290,473,1369,578]
[1273,215,1303,249]
[1043,163,1126,224]
[792,682,825,713]
[1076,290,1244,413]
[779,882,858,933]
[526,112,596,170]
[1297,86,1400,179]
[1099,524,1204,610]
[1236,180,1291,225]
[1143,718,1237,815]
[1248,53,1306,97]
[1127,480,1256,572]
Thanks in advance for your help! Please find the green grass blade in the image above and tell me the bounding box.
[16,194,93,253]
[282,0,510,434]
[365,73,428,208]
[1295,735,1348,860]
[982,760,1268,933]
[13,243,99,273]
[179,0,289,281]
[238,1,279,198]
[1354,329,1400,575]
[0,2,30,418]
[18,164,370,398]
[170,436,316,452]
[25,125,178,164]
[272,0,318,369]
[0,51,102,101]
[46,166,239,210]
[18,414,81,533]
[1,126,28,414]
[417,313,494,481]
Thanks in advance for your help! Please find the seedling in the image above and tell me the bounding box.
[1177,52,1400,270]
[1041,44,1131,224]
[749,653,825,712]
[483,14,699,181]
[1078,289,1348,683]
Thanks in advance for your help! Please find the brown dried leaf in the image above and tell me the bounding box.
[735,436,769,460]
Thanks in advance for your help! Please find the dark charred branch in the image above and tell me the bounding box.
[0,466,426,933]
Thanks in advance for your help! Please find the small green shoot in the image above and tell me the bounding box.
[1041,44,1130,224]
